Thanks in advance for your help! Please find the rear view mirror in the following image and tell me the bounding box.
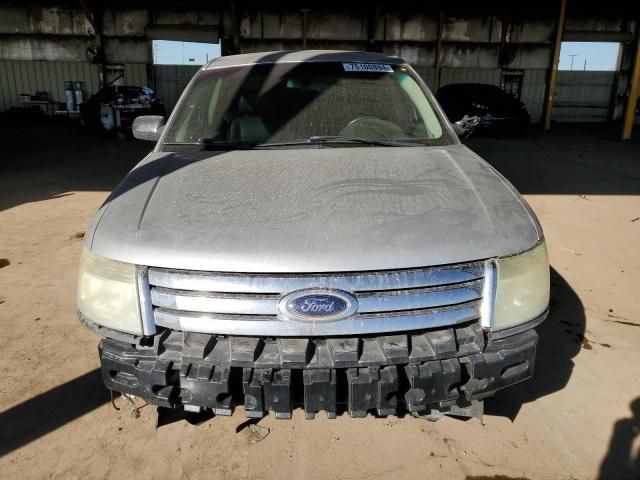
[452,115,480,138]
[132,115,166,142]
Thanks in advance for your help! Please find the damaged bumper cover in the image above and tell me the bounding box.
[99,321,537,419]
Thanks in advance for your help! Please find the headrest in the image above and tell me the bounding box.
[238,97,253,115]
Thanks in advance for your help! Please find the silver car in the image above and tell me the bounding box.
[78,51,549,421]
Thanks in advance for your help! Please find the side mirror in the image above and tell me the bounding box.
[452,115,481,138]
[132,115,166,142]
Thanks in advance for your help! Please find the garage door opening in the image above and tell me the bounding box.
[558,42,621,72]
[553,42,622,123]
[152,40,221,66]
[152,40,221,112]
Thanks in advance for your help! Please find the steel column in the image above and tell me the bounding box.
[301,9,310,50]
[543,0,568,130]
[433,10,444,91]
[78,0,106,88]
[622,27,640,140]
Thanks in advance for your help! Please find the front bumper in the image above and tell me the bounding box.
[98,321,538,419]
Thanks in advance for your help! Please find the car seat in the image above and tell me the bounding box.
[228,97,269,142]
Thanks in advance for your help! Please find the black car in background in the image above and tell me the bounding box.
[80,85,165,135]
[436,83,530,135]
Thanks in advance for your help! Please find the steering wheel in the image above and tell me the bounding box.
[339,115,405,140]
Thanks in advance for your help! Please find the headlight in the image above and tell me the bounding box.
[77,247,143,335]
[492,240,550,332]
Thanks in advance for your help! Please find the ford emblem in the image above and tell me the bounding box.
[279,289,358,322]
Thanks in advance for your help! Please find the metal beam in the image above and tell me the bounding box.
[229,0,240,54]
[433,10,444,91]
[147,25,219,43]
[366,5,381,52]
[622,27,640,140]
[563,31,634,42]
[543,0,568,130]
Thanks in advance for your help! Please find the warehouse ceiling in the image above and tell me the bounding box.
[3,0,640,15]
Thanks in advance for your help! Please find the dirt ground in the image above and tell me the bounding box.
[0,120,639,480]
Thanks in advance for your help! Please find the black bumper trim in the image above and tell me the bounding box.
[159,321,485,369]
[98,325,538,419]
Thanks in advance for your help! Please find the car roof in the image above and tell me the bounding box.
[204,50,406,70]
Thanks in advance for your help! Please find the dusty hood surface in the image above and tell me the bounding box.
[88,145,541,272]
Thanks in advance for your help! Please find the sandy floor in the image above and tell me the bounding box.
[0,121,638,480]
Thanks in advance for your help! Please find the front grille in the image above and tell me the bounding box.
[147,262,486,336]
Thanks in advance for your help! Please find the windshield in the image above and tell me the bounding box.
[161,62,454,148]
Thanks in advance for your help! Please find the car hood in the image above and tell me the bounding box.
[87,145,541,272]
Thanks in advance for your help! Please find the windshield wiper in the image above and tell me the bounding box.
[164,136,426,150]
[163,139,258,150]
[258,136,424,148]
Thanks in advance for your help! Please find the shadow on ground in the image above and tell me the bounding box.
[466,124,640,196]
[0,118,152,212]
[598,396,640,480]
[0,369,109,457]
[485,268,585,419]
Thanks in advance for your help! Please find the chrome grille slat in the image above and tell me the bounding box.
[148,263,484,293]
[151,288,280,315]
[357,280,482,313]
[153,301,481,336]
[147,262,486,336]
[150,280,483,315]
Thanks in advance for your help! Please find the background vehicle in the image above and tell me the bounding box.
[436,83,530,135]
[80,85,165,135]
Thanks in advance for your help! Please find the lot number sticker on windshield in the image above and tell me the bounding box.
[342,63,393,73]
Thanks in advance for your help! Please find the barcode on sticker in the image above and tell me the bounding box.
[342,63,393,73]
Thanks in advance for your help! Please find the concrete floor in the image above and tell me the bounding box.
[0,121,639,480]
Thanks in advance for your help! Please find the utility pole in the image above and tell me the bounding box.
[568,54,578,71]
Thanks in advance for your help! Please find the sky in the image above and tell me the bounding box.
[558,42,620,71]
[152,40,221,65]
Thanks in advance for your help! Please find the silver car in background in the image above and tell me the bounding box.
[78,51,549,421]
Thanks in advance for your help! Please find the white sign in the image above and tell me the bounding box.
[342,63,394,73]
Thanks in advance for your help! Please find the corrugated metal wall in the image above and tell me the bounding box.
[0,60,148,111]
[0,60,552,125]
[520,69,547,124]
[0,60,99,111]
[153,64,200,112]
[124,64,149,90]
[553,71,617,122]
[439,68,502,87]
